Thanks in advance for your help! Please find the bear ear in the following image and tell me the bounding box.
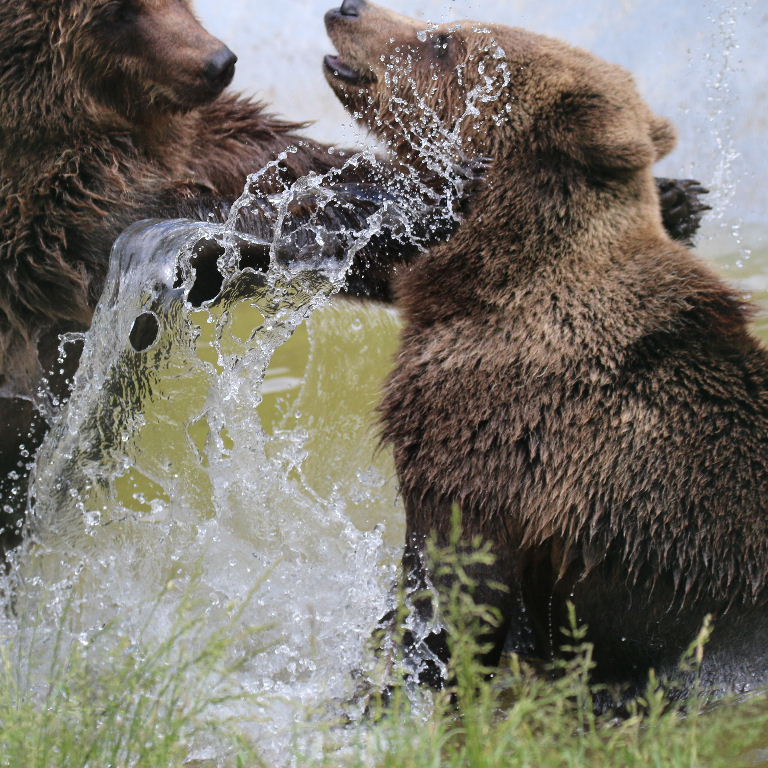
[649,115,677,161]
[562,92,672,173]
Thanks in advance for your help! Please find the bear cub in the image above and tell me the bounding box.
[325,0,768,700]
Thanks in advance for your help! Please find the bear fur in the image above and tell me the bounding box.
[0,0,707,552]
[325,0,768,699]
[0,0,367,546]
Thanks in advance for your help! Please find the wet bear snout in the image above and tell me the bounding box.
[340,0,366,17]
[203,47,238,90]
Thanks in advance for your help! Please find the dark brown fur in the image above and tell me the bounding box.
[325,1,768,698]
[0,0,341,377]
[0,0,344,544]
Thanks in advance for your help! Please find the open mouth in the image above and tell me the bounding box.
[323,54,375,85]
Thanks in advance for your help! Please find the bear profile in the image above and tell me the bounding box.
[325,0,768,699]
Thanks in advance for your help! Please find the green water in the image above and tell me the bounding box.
[108,299,407,553]
[232,243,768,546]
[258,300,405,545]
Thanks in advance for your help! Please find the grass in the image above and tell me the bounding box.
[0,581,266,768]
[325,624,768,768]
[1,536,767,768]
[312,521,768,768]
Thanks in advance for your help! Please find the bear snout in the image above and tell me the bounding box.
[326,0,367,25]
[340,0,366,16]
[203,47,238,92]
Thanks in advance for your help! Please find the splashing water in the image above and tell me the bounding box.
[0,21,572,760]
[0,129,482,762]
[375,24,511,167]
[3,11,763,761]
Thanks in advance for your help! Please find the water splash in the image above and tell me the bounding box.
[1,148,466,761]
[699,1,753,266]
[374,24,511,166]
[0,24,519,759]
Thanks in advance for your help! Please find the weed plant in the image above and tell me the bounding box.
[0,581,265,768]
[321,512,768,768]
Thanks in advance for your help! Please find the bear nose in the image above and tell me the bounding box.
[340,0,366,16]
[203,46,238,90]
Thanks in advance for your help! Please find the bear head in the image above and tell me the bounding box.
[0,0,237,142]
[324,0,676,178]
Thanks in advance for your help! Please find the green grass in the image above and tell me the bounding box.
[325,625,768,768]
[329,684,768,768]
[0,583,266,768]
[312,524,768,768]
[1,541,768,768]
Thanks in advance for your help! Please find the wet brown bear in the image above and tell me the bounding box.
[0,0,354,541]
[0,0,704,551]
[325,0,768,700]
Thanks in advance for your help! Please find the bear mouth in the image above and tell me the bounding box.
[323,54,375,85]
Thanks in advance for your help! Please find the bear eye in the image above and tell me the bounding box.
[432,33,452,60]
[99,0,138,24]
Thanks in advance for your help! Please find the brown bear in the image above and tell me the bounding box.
[324,0,768,701]
[0,0,349,543]
[0,0,705,553]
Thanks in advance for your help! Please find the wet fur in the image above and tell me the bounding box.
[326,1,768,698]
